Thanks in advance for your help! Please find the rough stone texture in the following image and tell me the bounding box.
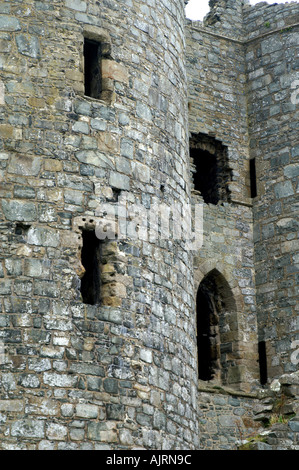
[0,0,198,451]
[0,0,298,451]
[243,1,299,379]
[186,0,259,391]
[198,385,261,450]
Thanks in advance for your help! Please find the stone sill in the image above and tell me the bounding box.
[198,380,259,399]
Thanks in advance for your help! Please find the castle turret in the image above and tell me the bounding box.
[0,0,199,450]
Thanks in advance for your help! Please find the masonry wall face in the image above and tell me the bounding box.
[0,0,199,450]
[186,20,259,391]
[244,2,299,379]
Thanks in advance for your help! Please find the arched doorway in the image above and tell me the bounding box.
[196,269,238,385]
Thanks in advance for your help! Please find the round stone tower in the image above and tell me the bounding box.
[0,0,199,449]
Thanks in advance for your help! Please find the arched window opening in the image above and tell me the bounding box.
[190,133,231,205]
[197,281,220,381]
[196,270,238,385]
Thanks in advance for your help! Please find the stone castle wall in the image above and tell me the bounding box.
[185,0,299,450]
[0,0,298,451]
[0,0,199,450]
[186,4,259,391]
[243,1,299,379]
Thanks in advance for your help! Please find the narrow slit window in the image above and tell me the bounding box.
[258,341,268,385]
[84,38,102,99]
[80,229,101,305]
[250,158,257,198]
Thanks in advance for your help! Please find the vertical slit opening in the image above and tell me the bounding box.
[197,285,214,381]
[80,229,101,305]
[250,158,257,198]
[258,341,268,385]
[84,38,102,99]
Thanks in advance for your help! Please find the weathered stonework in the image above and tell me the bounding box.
[0,0,298,451]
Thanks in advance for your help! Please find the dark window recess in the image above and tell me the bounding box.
[80,229,101,305]
[258,341,268,385]
[15,223,30,236]
[196,269,238,385]
[84,39,102,99]
[197,285,215,381]
[250,158,257,198]
[190,133,231,205]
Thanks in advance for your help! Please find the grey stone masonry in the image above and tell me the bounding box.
[0,0,298,452]
[0,0,198,450]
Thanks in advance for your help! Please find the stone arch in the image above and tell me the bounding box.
[195,261,243,387]
[194,259,243,316]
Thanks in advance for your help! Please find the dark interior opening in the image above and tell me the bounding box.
[197,285,214,381]
[84,38,102,99]
[190,133,231,205]
[80,229,101,305]
[191,149,219,204]
[250,158,257,198]
[196,270,239,385]
[258,341,268,385]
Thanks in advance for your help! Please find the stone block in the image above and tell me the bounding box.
[289,418,299,433]
[0,400,24,412]
[0,80,4,105]
[43,372,78,388]
[24,259,51,279]
[274,181,294,199]
[0,124,14,138]
[119,429,133,446]
[136,101,153,121]
[0,15,21,31]
[1,200,37,222]
[16,34,40,58]
[103,378,119,394]
[109,171,130,190]
[65,0,87,12]
[5,259,22,276]
[97,132,119,154]
[69,363,105,377]
[27,358,51,372]
[120,138,134,159]
[87,422,118,442]
[7,154,41,176]
[75,150,114,169]
[102,59,128,84]
[46,423,68,441]
[106,404,125,421]
[75,404,99,419]
[13,185,36,199]
[72,121,90,134]
[11,419,45,439]
[34,280,59,298]
[44,159,63,172]
[27,227,60,247]
[18,374,40,388]
[284,164,299,179]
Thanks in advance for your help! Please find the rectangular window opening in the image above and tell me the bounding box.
[190,133,231,205]
[84,38,102,99]
[80,229,101,305]
[250,158,257,198]
[258,341,268,386]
